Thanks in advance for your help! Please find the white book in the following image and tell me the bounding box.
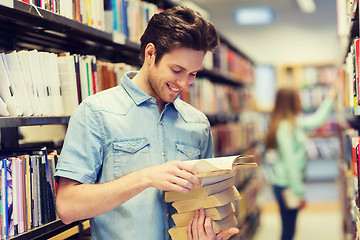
[57,55,79,116]
[17,50,42,116]
[59,0,74,19]
[0,97,8,116]
[27,50,47,115]
[0,53,24,116]
[0,54,21,116]
[38,52,53,115]
[4,51,33,116]
[48,53,65,116]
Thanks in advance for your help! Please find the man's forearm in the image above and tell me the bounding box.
[56,169,150,224]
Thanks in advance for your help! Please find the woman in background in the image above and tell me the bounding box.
[264,84,338,240]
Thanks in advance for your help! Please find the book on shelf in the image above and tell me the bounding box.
[57,54,80,116]
[0,53,21,117]
[3,51,33,117]
[16,50,42,116]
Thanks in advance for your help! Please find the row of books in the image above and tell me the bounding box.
[0,49,136,117]
[15,1,255,85]
[18,0,60,14]
[305,136,341,161]
[213,43,254,84]
[179,77,254,116]
[300,86,330,111]
[0,147,58,238]
[300,66,338,87]
[344,38,360,108]
[340,128,360,239]
[18,0,159,42]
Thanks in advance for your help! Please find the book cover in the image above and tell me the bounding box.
[16,50,42,116]
[4,51,33,116]
[30,155,39,228]
[28,50,48,116]
[0,53,23,116]
[57,55,80,115]
[6,158,14,237]
[11,158,18,235]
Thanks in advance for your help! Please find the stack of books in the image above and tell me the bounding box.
[165,155,257,240]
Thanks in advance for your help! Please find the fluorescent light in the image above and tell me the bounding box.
[235,8,274,25]
[296,0,316,13]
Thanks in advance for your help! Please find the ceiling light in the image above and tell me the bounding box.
[235,8,274,26]
[296,0,316,13]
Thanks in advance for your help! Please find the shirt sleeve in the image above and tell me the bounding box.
[54,101,104,184]
[277,121,305,198]
[298,98,334,131]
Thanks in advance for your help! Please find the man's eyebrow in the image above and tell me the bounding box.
[172,64,203,73]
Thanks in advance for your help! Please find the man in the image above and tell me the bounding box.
[55,6,238,240]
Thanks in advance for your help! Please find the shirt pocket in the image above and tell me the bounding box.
[175,142,201,161]
[112,138,150,178]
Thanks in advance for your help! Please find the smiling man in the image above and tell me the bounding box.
[54,6,236,240]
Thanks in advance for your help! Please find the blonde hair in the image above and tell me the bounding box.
[265,87,302,149]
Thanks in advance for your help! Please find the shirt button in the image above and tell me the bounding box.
[150,98,155,102]
[162,152,166,156]
[190,152,192,155]
[131,146,135,150]
[159,121,163,125]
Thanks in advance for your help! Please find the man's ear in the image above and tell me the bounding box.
[144,43,156,63]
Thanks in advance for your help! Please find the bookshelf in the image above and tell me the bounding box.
[337,0,360,239]
[0,0,260,239]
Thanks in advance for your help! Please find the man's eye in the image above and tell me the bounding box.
[173,69,181,73]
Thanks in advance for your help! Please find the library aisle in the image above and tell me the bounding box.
[254,160,342,240]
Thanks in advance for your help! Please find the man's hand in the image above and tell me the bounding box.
[142,160,201,192]
[186,208,239,240]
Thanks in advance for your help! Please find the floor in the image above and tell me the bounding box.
[254,159,344,240]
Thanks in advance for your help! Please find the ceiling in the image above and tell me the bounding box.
[188,0,339,66]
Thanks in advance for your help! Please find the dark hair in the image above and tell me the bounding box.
[139,6,220,64]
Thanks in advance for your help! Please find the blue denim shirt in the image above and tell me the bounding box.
[54,71,213,240]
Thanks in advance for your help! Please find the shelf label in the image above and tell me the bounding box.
[0,0,14,8]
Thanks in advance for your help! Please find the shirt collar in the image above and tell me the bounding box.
[121,71,178,111]
[120,71,152,105]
